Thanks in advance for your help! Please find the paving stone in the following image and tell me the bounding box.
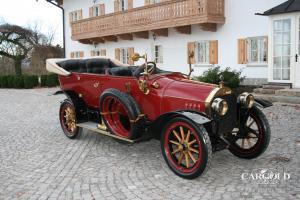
[0,88,299,200]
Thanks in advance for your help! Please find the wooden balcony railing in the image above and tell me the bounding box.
[71,0,225,43]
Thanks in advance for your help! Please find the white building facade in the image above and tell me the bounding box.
[52,0,300,87]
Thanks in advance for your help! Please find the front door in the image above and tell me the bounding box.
[271,18,293,84]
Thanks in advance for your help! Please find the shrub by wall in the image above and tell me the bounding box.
[195,66,245,88]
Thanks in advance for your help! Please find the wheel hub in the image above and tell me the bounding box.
[64,107,76,132]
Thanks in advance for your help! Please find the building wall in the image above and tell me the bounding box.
[62,0,286,80]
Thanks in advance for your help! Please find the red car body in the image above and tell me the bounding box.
[59,72,214,121]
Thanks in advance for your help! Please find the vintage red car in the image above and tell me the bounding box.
[46,54,271,179]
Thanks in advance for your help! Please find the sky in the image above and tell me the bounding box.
[0,0,63,46]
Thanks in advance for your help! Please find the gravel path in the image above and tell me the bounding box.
[0,88,299,200]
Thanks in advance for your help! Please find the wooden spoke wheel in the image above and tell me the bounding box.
[229,107,270,159]
[59,99,81,139]
[161,117,212,179]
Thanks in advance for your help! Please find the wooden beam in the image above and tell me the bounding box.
[133,31,149,39]
[79,39,92,44]
[103,35,118,42]
[175,25,191,34]
[118,33,133,40]
[200,23,217,32]
[152,28,168,37]
[90,37,105,43]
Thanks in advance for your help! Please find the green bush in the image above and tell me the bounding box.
[23,75,39,89]
[41,75,48,87]
[13,76,24,88]
[46,74,59,87]
[0,76,8,88]
[195,66,245,88]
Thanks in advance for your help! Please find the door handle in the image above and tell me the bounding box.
[296,54,298,62]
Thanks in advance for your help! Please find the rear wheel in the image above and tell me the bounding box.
[100,89,144,140]
[59,99,82,139]
[161,117,212,179]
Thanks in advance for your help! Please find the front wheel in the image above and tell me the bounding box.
[228,107,271,159]
[161,117,212,179]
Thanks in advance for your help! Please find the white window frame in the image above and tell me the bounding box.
[70,10,81,22]
[154,45,163,63]
[120,48,129,64]
[247,36,268,66]
[195,41,210,65]
[150,0,161,4]
[93,6,100,17]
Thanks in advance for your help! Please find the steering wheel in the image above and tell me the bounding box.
[146,62,157,75]
[133,62,157,78]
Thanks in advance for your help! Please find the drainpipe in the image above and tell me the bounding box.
[45,0,66,58]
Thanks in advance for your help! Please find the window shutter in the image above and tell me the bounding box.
[101,49,107,56]
[209,40,218,64]
[145,0,150,5]
[79,10,83,20]
[187,42,196,64]
[128,0,133,9]
[100,4,105,15]
[115,48,121,60]
[79,51,84,58]
[238,39,247,64]
[71,52,75,58]
[128,47,135,65]
[89,7,93,17]
[114,0,120,12]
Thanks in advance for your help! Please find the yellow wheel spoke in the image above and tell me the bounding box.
[172,130,181,142]
[185,130,190,143]
[188,139,197,146]
[178,152,184,165]
[171,147,182,155]
[188,151,197,163]
[185,153,190,168]
[170,140,181,146]
[180,126,185,142]
[189,147,199,154]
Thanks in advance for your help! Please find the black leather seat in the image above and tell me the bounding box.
[108,67,134,76]
[57,60,87,73]
[86,58,110,74]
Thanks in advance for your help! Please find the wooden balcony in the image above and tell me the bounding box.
[71,0,225,44]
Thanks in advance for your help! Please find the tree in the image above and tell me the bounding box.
[0,24,38,76]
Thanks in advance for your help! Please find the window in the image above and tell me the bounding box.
[69,10,82,23]
[247,37,268,64]
[120,48,129,64]
[150,0,161,4]
[195,41,209,64]
[154,45,163,63]
[91,49,106,57]
[93,6,99,17]
[71,51,84,58]
[120,0,128,11]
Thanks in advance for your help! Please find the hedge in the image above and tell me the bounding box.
[0,74,59,89]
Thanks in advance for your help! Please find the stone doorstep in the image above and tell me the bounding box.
[253,88,275,95]
[262,83,291,89]
[275,89,300,97]
[253,93,300,105]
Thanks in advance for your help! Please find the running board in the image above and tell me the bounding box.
[77,122,135,143]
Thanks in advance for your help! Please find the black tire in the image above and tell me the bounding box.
[59,99,82,139]
[100,89,144,140]
[161,117,212,179]
[228,106,270,159]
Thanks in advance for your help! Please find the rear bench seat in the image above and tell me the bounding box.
[56,58,135,76]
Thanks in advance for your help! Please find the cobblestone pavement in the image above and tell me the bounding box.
[0,88,299,200]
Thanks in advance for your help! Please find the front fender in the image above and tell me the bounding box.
[254,98,273,109]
